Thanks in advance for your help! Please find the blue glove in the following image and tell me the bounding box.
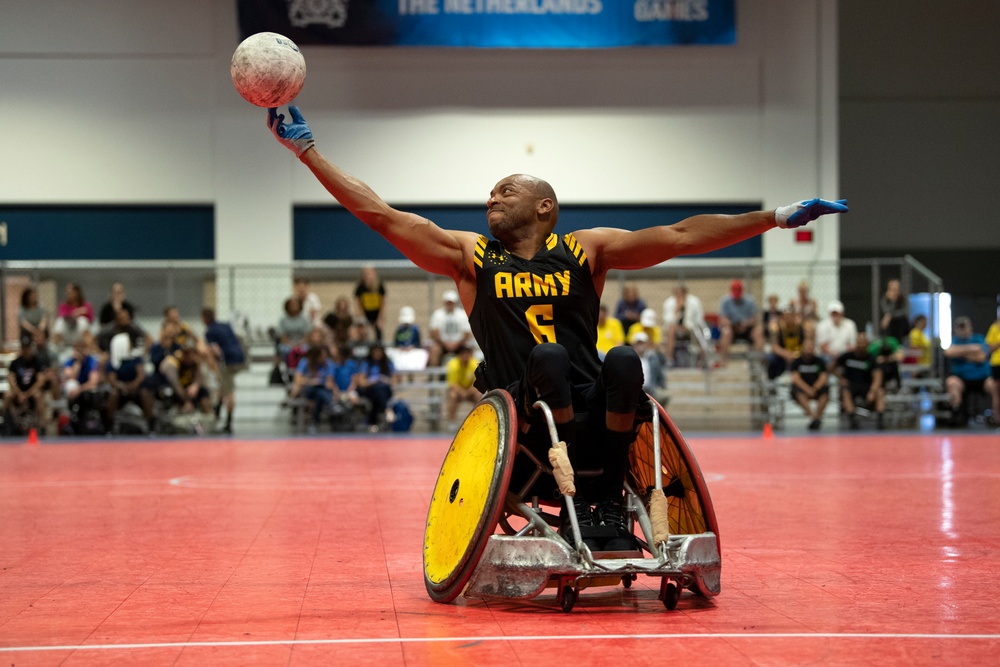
[268,106,315,157]
[775,198,848,229]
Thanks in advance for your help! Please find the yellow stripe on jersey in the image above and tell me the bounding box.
[474,235,487,267]
[545,233,558,250]
[564,233,587,266]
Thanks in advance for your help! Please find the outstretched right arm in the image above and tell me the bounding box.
[268,107,476,284]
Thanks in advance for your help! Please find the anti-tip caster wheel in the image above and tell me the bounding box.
[660,578,681,610]
[558,585,577,613]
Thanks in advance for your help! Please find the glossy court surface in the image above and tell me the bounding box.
[1,430,998,666]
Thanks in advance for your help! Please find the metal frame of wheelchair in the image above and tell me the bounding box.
[422,389,721,612]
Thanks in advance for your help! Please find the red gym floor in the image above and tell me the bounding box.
[2,430,998,666]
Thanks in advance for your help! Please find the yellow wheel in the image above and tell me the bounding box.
[628,398,721,596]
[423,389,516,603]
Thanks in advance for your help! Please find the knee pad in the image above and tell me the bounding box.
[602,346,644,412]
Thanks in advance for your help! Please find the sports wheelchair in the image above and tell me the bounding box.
[422,389,721,612]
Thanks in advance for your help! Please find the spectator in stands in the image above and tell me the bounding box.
[98,282,136,328]
[293,277,323,326]
[96,307,147,353]
[162,306,197,348]
[879,279,910,343]
[3,339,49,436]
[718,279,764,365]
[908,314,933,368]
[595,303,625,360]
[145,321,182,401]
[987,309,1000,427]
[329,344,363,429]
[276,296,311,366]
[615,282,646,334]
[868,332,903,391]
[662,284,706,367]
[61,336,102,413]
[428,290,473,367]
[290,343,336,434]
[52,283,94,353]
[762,293,783,331]
[789,337,830,431]
[836,332,885,430]
[630,331,668,405]
[444,345,482,430]
[790,280,819,323]
[767,306,805,380]
[323,296,355,350]
[816,300,858,368]
[350,317,376,361]
[161,344,213,416]
[355,264,386,341]
[627,308,662,350]
[202,308,247,434]
[393,306,422,350]
[944,316,995,427]
[18,286,49,346]
[357,343,396,431]
[105,332,154,433]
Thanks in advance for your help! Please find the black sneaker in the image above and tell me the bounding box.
[876,413,885,430]
[849,414,860,430]
[808,419,821,431]
[595,497,638,552]
[559,498,600,550]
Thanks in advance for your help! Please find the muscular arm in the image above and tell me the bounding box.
[575,211,776,276]
[298,149,478,286]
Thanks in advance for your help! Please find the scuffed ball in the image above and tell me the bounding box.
[231,32,306,108]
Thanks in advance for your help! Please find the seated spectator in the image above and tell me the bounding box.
[144,321,182,401]
[61,337,104,433]
[162,306,198,348]
[879,279,910,343]
[662,284,706,367]
[767,307,804,380]
[944,316,995,426]
[105,332,154,433]
[275,297,311,371]
[322,296,355,350]
[428,290,473,367]
[615,282,646,334]
[293,277,323,326]
[718,279,764,365]
[595,303,625,360]
[908,315,933,368]
[761,293,783,332]
[52,283,94,355]
[290,344,336,434]
[357,343,396,431]
[393,306,422,350]
[626,308,663,349]
[816,300,858,368]
[202,308,248,434]
[160,345,213,416]
[836,332,885,430]
[444,345,482,430]
[96,308,148,353]
[3,339,49,436]
[630,331,668,405]
[18,286,49,346]
[789,280,819,323]
[789,338,830,431]
[868,332,903,390]
[350,317,376,361]
[98,282,137,328]
[987,310,1000,426]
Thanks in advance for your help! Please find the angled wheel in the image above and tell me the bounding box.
[558,585,576,613]
[628,397,722,596]
[660,578,681,610]
[423,390,517,603]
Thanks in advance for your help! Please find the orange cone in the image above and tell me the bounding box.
[27,428,39,446]
[762,422,774,440]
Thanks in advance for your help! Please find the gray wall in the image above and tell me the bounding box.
[839,0,1000,326]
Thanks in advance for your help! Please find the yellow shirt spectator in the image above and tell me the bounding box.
[909,325,932,366]
[446,354,478,390]
[986,321,1000,367]
[627,322,662,346]
[596,315,625,357]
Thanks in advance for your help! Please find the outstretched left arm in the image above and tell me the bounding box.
[576,199,847,275]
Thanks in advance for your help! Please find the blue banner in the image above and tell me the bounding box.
[238,0,735,48]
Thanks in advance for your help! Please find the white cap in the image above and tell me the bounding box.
[828,300,845,314]
[640,308,657,327]
[630,331,650,344]
[399,306,415,324]
[442,290,459,303]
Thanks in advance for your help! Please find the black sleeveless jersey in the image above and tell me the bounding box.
[469,233,602,390]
